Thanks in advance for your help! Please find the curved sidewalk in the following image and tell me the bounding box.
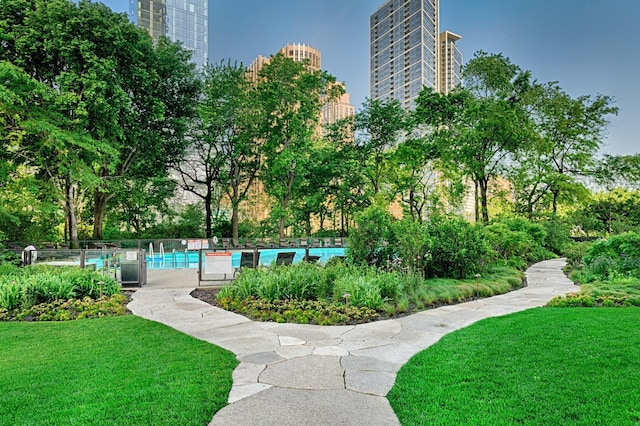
[127,258,576,426]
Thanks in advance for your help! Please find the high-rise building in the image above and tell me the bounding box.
[243,44,356,223]
[439,31,463,94]
[248,44,355,129]
[279,43,322,72]
[370,0,440,110]
[322,86,355,128]
[129,0,208,68]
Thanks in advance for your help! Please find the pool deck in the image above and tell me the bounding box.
[124,268,226,289]
[128,259,578,426]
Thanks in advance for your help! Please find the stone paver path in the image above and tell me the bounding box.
[127,258,576,425]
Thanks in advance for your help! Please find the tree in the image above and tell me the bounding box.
[594,154,640,190]
[386,137,442,221]
[410,88,470,221]
[101,177,176,237]
[255,54,341,237]
[91,36,200,239]
[514,82,618,214]
[1,0,200,244]
[323,117,370,234]
[174,61,260,238]
[0,57,113,246]
[287,141,336,235]
[448,52,535,223]
[0,172,62,243]
[354,98,406,199]
[571,188,640,235]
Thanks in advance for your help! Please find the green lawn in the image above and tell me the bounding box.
[0,316,238,425]
[388,308,640,425]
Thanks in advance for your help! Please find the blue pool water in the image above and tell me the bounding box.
[142,248,345,270]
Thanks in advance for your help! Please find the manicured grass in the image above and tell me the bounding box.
[388,308,640,425]
[0,316,238,425]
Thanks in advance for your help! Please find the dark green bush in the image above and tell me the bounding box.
[346,205,396,268]
[485,216,556,268]
[424,217,489,279]
[563,241,592,270]
[583,233,640,280]
[0,248,20,267]
[391,219,431,275]
[541,217,571,254]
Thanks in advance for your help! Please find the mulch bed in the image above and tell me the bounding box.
[190,288,222,307]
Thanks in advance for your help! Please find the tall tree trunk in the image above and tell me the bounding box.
[479,178,490,224]
[204,189,212,238]
[319,208,326,232]
[409,188,416,221]
[66,179,79,248]
[231,203,239,240]
[474,180,480,223]
[552,189,559,214]
[278,215,286,238]
[92,190,108,240]
[305,214,311,236]
[278,171,294,238]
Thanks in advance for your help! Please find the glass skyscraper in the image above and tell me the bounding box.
[370,0,440,110]
[129,0,208,69]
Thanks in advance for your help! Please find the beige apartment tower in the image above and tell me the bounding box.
[248,43,355,128]
[243,44,356,223]
[439,31,463,94]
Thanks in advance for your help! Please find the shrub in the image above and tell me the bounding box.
[485,222,534,261]
[333,275,385,310]
[0,248,20,266]
[424,217,489,279]
[546,292,632,308]
[0,266,120,315]
[347,205,396,268]
[485,216,556,267]
[391,219,431,275]
[541,217,571,254]
[0,281,22,310]
[218,268,261,299]
[583,233,640,280]
[564,241,592,270]
[0,294,127,321]
[372,272,404,301]
[220,263,336,302]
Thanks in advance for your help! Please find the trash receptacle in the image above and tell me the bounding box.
[120,249,146,287]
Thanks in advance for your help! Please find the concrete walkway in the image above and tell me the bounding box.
[127,258,576,426]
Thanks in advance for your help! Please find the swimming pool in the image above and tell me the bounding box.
[119,247,345,270]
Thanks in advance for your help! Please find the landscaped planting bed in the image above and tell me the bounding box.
[201,262,524,325]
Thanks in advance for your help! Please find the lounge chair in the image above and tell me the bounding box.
[234,251,261,277]
[221,238,231,249]
[275,251,296,266]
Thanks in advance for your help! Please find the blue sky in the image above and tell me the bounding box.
[101,0,639,156]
